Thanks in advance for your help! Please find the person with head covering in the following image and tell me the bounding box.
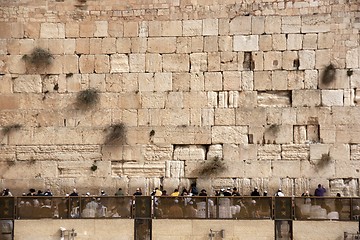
[275,189,284,197]
[251,187,260,196]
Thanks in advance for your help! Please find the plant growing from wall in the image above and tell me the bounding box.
[321,64,336,85]
[104,122,127,145]
[317,153,332,168]
[76,88,99,109]
[22,47,53,68]
[2,124,22,135]
[197,156,226,177]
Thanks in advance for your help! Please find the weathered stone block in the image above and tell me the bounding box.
[322,90,344,106]
[148,37,176,53]
[190,53,208,72]
[162,54,189,72]
[299,50,315,70]
[292,90,321,107]
[204,72,222,91]
[203,18,218,36]
[13,75,42,93]
[40,23,65,38]
[212,126,248,144]
[183,20,202,36]
[229,16,251,35]
[94,21,108,37]
[110,54,129,73]
[233,35,259,51]
[123,22,138,37]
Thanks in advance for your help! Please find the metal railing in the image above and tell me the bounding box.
[1,196,360,220]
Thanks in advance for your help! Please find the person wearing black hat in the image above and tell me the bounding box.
[251,187,260,196]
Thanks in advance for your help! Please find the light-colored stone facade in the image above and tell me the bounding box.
[0,0,360,196]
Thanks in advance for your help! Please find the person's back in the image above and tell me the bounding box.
[115,188,124,196]
[251,187,260,196]
[314,184,326,196]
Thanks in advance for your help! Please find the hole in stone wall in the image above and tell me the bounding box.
[293,59,300,70]
[243,52,254,70]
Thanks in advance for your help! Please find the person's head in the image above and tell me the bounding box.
[254,187,258,191]
[278,189,282,192]
[118,188,122,191]
[318,184,322,188]
[233,187,237,191]
[336,193,341,197]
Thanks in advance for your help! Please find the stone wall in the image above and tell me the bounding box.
[0,0,360,196]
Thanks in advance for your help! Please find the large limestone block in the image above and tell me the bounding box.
[287,34,303,50]
[147,37,176,53]
[346,48,359,68]
[214,108,235,125]
[282,144,309,161]
[253,71,271,90]
[191,36,204,52]
[315,49,331,69]
[101,38,116,54]
[236,107,266,125]
[299,50,315,70]
[132,37,147,53]
[233,35,259,51]
[259,35,272,51]
[204,36,218,52]
[65,22,79,38]
[252,16,265,34]
[296,106,333,125]
[292,90,321,107]
[116,38,131,53]
[161,21,182,37]
[204,72,222,91]
[162,54,189,72]
[173,145,206,161]
[257,91,291,107]
[166,92,183,109]
[94,21,108,37]
[40,23,65,38]
[122,162,165,177]
[0,94,19,110]
[79,55,95,73]
[272,160,301,178]
[300,157,335,179]
[265,16,281,33]
[129,54,145,73]
[145,53,162,72]
[304,70,318,89]
[212,126,248,144]
[190,53,208,72]
[272,34,287,51]
[282,16,301,33]
[207,144,223,160]
[141,92,166,109]
[160,109,190,126]
[110,54,129,73]
[13,75,42,93]
[321,90,344,106]
[220,52,238,71]
[183,20,202,36]
[318,32,334,49]
[165,161,185,178]
[123,22,138,37]
[75,38,90,54]
[301,14,331,33]
[303,33,318,50]
[203,18,218,36]
[229,16,251,35]
[258,144,281,161]
[154,72,172,92]
[263,51,282,70]
[8,55,26,74]
[243,160,272,178]
[63,55,79,73]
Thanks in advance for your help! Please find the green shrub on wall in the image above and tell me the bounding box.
[22,47,53,68]
[104,123,127,145]
[76,88,100,109]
